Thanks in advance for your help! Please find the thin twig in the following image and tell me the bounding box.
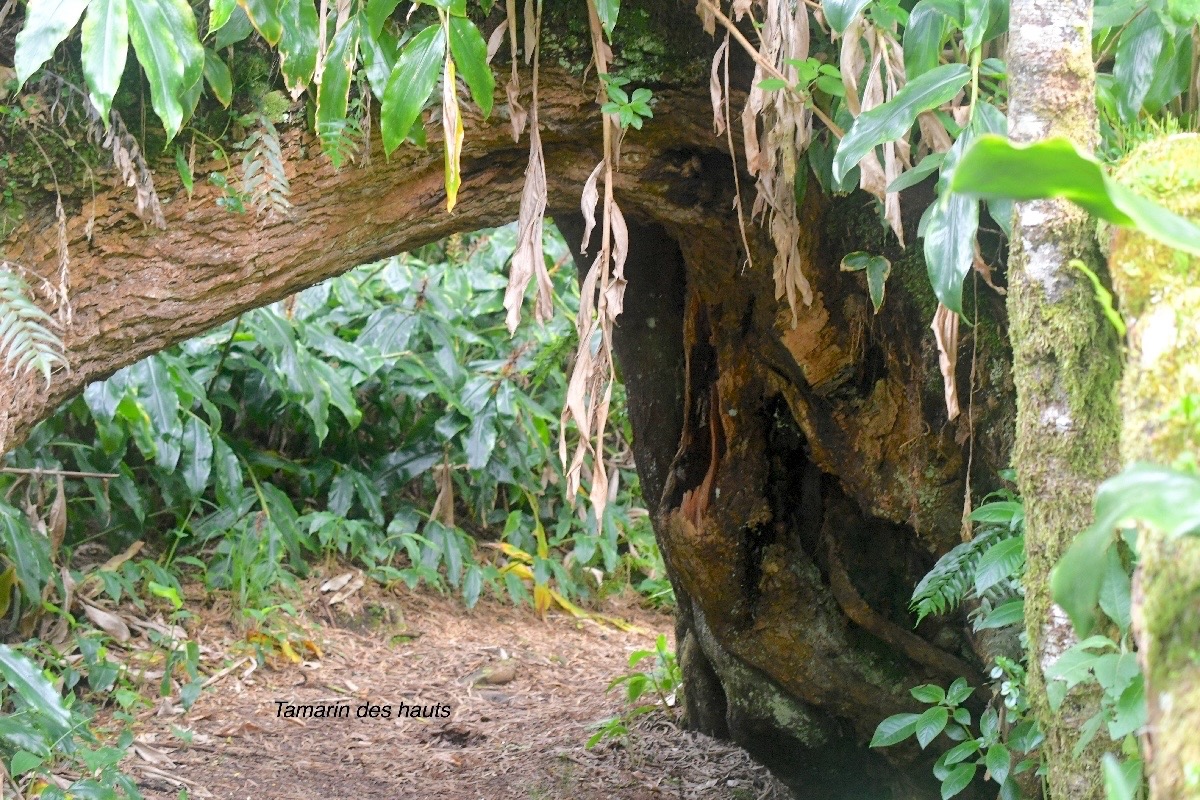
[1,467,118,479]
[205,314,244,395]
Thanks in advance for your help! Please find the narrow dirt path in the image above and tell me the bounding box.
[112,576,790,800]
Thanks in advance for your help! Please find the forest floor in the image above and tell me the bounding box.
[100,571,791,800]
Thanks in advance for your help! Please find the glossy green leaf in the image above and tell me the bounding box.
[127,0,205,142]
[449,17,494,117]
[463,564,483,608]
[870,712,920,747]
[80,0,130,120]
[961,0,989,51]
[915,705,949,749]
[367,0,402,37]
[278,0,319,94]
[1052,464,1200,635]
[909,683,945,704]
[359,20,398,101]
[833,63,970,184]
[887,152,944,193]
[203,48,233,106]
[13,0,90,86]
[0,644,72,740]
[174,145,194,197]
[381,24,446,154]
[209,0,237,33]
[180,415,214,496]
[985,744,1010,787]
[945,677,973,705]
[903,0,949,80]
[240,0,283,45]
[840,251,890,313]
[595,0,620,36]
[1097,544,1132,635]
[823,0,872,34]
[1113,10,1167,123]
[922,187,978,315]
[10,749,42,777]
[0,506,52,600]
[941,763,976,799]
[212,5,253,48]
[316,16,360,160]
[975,598,1023,629]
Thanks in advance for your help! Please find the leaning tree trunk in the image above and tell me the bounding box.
[1110,134,1200,800]
[3,4,1016,795]
[1006,1,1122,796]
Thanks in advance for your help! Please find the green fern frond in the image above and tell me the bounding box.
[240,114,292,220]
[0,267,66,386]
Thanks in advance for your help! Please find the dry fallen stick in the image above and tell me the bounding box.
[1,467,119,479]
[201,657,252,690]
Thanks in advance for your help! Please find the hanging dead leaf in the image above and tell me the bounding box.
[98,540,144,572]
[47,474,66,557]
[441,48,464,213]
[709,38,728,135]
[931,303,961,421]
[486,18,508,62]
[429,458,456,527]
[579,161,604,252]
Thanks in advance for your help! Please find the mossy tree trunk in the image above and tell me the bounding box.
[1109,134,1200,800]
[1006,1,1122,796]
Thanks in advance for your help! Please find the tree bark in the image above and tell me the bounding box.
[1006,1,1122,796]
[1110,134,1200,800]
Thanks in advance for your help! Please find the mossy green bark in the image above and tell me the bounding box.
[1110,133,1200,800]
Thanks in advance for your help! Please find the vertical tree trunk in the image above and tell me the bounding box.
[1110,134,1200,800]
[1006,1,1122,796]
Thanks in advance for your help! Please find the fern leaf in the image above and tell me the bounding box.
[0,267,67,386]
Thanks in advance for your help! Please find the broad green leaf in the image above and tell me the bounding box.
[941,763,976,799]
[840,251,890,313]
[10,750,42,777]
[209,0,237,33]
[903,0,949,80]
[134,357,179,436]
[823,0,872,34]
[381,24,446,154]
[81,0,130,120]
[942,739,979,765]
[359,21,399,101]
[316,16,360,160]
[127,0,205,142]
[415,0,465,13]
[985,744,1010,787]
[975,598,1023,629]
[915,705,948,748]
[240,0,283,45]
[887,152,944,193]
[278,0,319,94]
[367,0,402,37]
[0,645,72,740]
[204,48,233,106]
[1097,544,1132,635]
[922,186,978,315]
[870,712,920,747]
[945,677,973,705]
[1109,676,1146,739]
[595,0,620,37]
[13,0,90,86]
[1053,464,1200,635]
[973,535,1024,594]
[180,415,214,496]
[961,0,989,51]
[909,683,945,704]
[0,506,52,601]
[0,717,52,757]
[1113,10,1167,123]
[968,500,1021,525]
[833,63,970,184]
[174,145,194,197]
[954,136,1200,255]
[449,17,494,117]
[212,5,253,48]
[1102,754,1140,800]
[463,564,483,608]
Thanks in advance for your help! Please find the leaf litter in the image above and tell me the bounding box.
[99,576,790,800]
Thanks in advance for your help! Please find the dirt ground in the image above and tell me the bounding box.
[105,573,792,800]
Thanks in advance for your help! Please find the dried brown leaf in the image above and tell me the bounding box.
[579,161,604,253]
[83,602,131,642]
[487,18,508,62]
[709,38,728,136]
[931,303,961,421]
[696,0,716,34]
[430,459,456,527]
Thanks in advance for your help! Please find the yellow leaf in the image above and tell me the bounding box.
[534,584,551,617]
[441,36,463,213]
[0,564,15,619]
[279,640,302,664]
[500,562,534,581]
